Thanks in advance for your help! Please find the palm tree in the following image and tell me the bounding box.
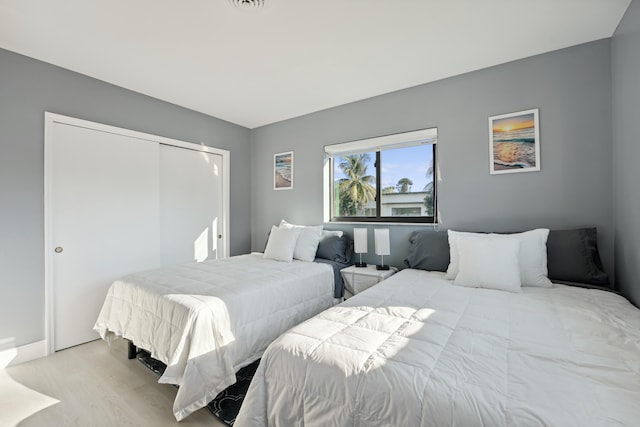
[423,160,434,192]
[423,159,435,216]
[396,177,413,193]
[423,182,434,216]
[382,186,396,194]
[337,154,376,216]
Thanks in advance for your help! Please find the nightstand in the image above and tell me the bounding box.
[341,265,398,298]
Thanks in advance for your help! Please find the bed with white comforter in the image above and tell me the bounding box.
[236,269,640,426]
[94,253,336,421]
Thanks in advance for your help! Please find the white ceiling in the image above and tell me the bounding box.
[0,0,631,129]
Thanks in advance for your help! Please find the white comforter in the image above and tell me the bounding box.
[94,253,335,421]
[236,269,640,426]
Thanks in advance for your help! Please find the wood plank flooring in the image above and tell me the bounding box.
[1,339,226,426]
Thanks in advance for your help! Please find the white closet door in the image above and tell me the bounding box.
[159,144,223,266]
[51,123,160,351]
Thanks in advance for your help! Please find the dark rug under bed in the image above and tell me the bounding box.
[136,351,259,426]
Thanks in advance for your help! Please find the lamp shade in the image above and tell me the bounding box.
[374,229,390,256]
[353,228,368,254]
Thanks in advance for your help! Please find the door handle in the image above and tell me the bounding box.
[55,247,63,253]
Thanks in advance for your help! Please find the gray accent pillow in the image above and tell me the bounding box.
[316,235,353,264]
[404,230,450,272]
[547,227,609,287]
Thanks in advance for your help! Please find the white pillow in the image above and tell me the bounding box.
[454,234,522,292]
[445,229,552,287]
[507,228,551,287]
[263,225,300,262]
[279,220,323,262]
[444,230,477,280]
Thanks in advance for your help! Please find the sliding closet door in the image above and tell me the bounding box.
[159,144,223,265]
[50,123,160,351]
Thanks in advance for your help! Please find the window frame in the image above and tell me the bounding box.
[326,129,438,224]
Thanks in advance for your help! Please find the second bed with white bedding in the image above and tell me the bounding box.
[94,253,336,420]
[236,268,640,426]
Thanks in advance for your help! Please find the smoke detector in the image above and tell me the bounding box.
[229,0,266,11]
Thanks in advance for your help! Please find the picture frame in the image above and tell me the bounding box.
[488,108,540,175]
[274,151,294,190]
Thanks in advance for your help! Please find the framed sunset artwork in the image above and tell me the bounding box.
[488,108,540,175]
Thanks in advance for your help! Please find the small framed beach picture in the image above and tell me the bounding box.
[274,151,294,190]
[488,108,540,175]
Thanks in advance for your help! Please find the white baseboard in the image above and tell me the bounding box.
[0,340,47,368]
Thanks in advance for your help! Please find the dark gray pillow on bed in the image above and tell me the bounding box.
[316,235,352,263]
[547,227,609,287]
[404,230,450,272]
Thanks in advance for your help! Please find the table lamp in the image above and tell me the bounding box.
[374,228,390,270]
[353,228,368,267]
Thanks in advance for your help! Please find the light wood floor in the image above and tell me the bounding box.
[1,339,226,426]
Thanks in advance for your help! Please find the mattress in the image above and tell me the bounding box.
[94,253,335,420]
[236,269,640,426]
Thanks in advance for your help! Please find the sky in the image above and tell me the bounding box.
[335,144,433,192]
[492,112,535,133]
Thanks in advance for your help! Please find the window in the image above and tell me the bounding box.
[325,128,437,223]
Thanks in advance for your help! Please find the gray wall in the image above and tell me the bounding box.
[251,40,614,280]
[1,30,629,349]
[612,0,640,306]
[0,48,252,347]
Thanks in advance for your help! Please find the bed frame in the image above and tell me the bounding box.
[127,340,138,359]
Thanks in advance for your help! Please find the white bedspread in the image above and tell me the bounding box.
[93,253,335,421]
[236,269,640,426]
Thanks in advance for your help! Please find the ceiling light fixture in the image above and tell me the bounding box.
[229,0,266,11]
